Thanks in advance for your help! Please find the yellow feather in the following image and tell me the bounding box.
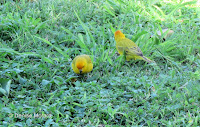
[114,30,154,63]
[72,55,93,74]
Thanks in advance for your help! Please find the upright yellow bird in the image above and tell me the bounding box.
[71,54,93,74]
[114,30,153,63]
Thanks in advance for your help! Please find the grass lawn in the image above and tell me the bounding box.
[0,0,200,126]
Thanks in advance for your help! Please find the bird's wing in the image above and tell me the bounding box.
[117,38,143,56]
[127,46,143,56]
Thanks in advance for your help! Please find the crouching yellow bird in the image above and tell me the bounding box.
[114,30,153,63]
[72,54,93,74]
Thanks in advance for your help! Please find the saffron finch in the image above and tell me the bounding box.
[72,54,93,74]
[114,30,153,63]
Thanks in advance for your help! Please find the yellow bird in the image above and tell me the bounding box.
[71,54,93,74]
[114,30,153,63]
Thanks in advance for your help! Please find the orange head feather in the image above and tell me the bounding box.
[76,58,86,70]
[114,30,125,41]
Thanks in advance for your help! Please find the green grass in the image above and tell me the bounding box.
[0,0,200,126]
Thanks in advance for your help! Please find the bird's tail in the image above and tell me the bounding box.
[142,56,155,63]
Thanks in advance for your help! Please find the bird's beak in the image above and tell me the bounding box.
[79,69,82,74]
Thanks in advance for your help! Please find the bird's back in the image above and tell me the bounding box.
[116,38,138,47]
[81,55,93,72]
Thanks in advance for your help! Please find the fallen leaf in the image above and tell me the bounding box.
[151,86,156,92]
[157,28,174,39]
[0,78,11,97]
[150,28,174,41]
